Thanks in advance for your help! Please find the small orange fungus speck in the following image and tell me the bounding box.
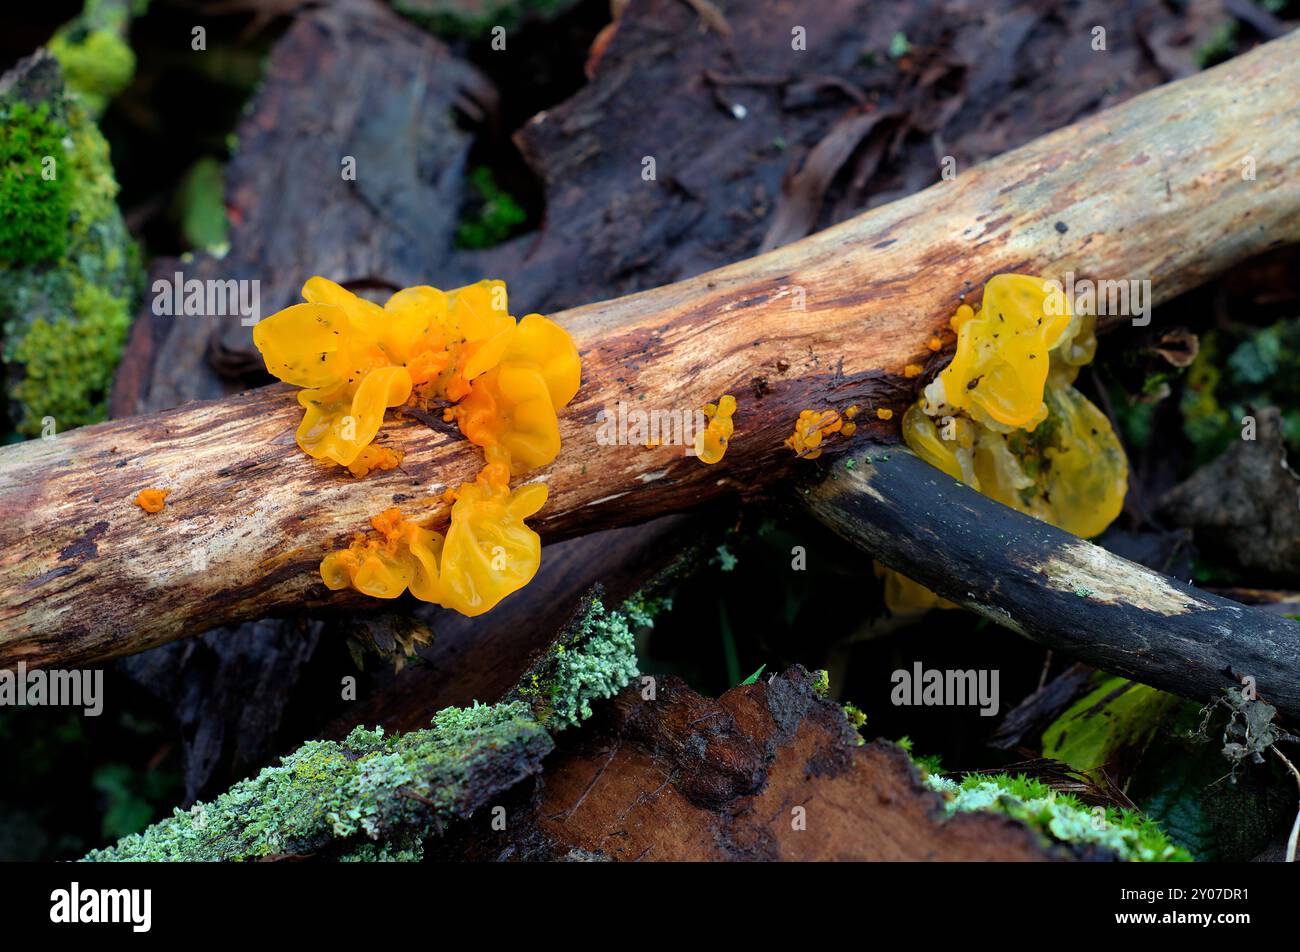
[904,363,924,378]
[134,489,169,513]
[876,408,894,420]
[927,336,943,352]
[347,445,404,479]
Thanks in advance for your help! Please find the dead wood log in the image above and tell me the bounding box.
[802,444,1300,722]
[2,31,1299,668]
[430,666,1090,861]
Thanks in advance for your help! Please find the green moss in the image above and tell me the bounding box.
[48,30,134,118]
[513,593,640,731]
[842,702,867,745]
[8,285,131,432]
[0,69,141,438]
[46,0,140,118]
[172,156,230,253]
[926,772,1191,861]
[83,701,550,861]
[1196,20,1239,69]
[455,166,527,249]
[0,102,70,266]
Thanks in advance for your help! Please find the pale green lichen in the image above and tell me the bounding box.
[621,590,672,629]
[82,701,550,862]
[514,594,640,731]
[925,772,1191,862]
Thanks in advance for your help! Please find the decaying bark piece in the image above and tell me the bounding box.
[1159,407,1300,584]
[2,31,1300,667]
[802,445,1300,723]
[432,666,1082,861]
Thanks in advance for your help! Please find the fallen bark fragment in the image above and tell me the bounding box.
[3,30,1300,668]
[432,666,1089,861]
[1160,407,1300,585]
[802,444,1300,723]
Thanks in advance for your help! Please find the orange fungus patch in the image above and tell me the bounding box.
[133,488,169,513]
[254,277,581,617]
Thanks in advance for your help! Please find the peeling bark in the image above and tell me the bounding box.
[431,666,1084,861]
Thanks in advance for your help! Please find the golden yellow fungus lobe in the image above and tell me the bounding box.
[695,394,737,464]
[886,273,1128,613]
[450,310,581,479]
[254,277,580,476]
[320,483,546,616]
[286,277,580,617]
[876,408,894,421]
[927,336,943,352]
[133,488,169,513]
[904,363,924,378]
[920,274,1074,431]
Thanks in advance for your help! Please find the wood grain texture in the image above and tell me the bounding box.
[2,31,1299,668]
[431,666,1081,861]
[803,445,1300,722]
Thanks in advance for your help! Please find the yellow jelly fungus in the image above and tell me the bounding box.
[904,363,924,378]
[695,394,737,464]
[927,336,943,352]
[921,273,1075,431]
[321,483,548,616]
[876,408,894,421]
[134,488,169,513]
[885,273,1127,612]
[257,276,581,617]
[452,320,578,475]
[785,408,844,460]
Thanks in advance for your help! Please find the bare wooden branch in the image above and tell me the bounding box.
[2,32,1299,668]
[802,445,1300,723]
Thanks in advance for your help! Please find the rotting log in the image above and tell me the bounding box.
[802,445,1300,723]
[2,32,1300,668]
[430,666,1089,861]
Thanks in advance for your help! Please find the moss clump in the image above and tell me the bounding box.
[8,285,132,429]
[0,102,71,267]
[46,0,140,118]
[926,772,1191,862]
[514,592,641,731]
[83,701,551,862]
[455,166,527,249]
[0,55,141,438]
[842,702,867,745]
